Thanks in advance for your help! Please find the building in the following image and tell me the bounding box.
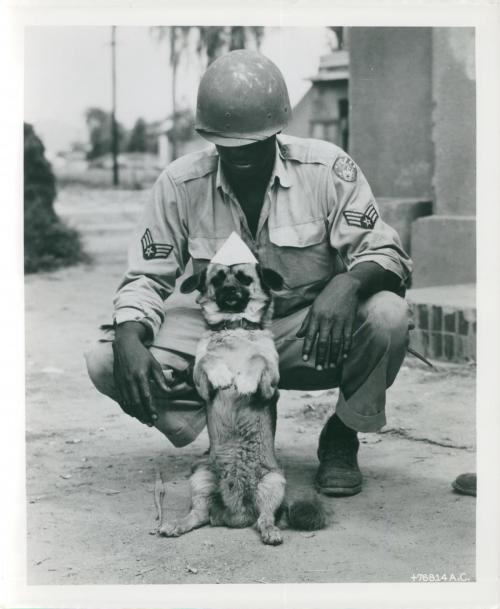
[349,27,475,288]
[348,27,476,361]
[152,113,207,167]
[285,49,349,150]
[289,28,476,360]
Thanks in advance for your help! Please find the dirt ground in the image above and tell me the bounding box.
[25,187,476,585]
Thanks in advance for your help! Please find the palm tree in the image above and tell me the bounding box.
[151,26,265,159]
[196,26,264,65]
[150,26,191,159]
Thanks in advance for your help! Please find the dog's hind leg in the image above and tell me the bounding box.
[159,464,215,538]
[255,471,286,545]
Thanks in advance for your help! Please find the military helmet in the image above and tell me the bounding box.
[195,49,291,147]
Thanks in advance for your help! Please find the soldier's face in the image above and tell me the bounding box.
[217,136,276,180]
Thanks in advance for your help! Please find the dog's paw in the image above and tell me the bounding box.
[258,377,278,401]
[234,372,259,395]
[207,364,233,390]
[158,521,185,538]
[260,525,283,546]
[262,364,280,394]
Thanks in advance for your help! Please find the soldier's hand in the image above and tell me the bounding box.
[296,273,360,371]
[112,322,172,425]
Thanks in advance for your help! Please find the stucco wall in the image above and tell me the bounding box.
[432,28,476,215]
[286,82,349,147]
[349,28,434,199]
[285,88,315,139]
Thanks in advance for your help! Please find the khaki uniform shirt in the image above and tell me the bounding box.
[114,135,412,338]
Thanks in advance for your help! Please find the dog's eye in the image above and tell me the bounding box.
[235,271,253,286]
[211,270,226,287]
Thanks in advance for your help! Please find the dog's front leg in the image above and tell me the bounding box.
[193,359,211,401]
[255,471,286,545]
[238,353,279,400]
[194,354,233,400]
[251,338,280,400]
[159,463,215,538]
[258,359,280,401]
[234,354,267,396]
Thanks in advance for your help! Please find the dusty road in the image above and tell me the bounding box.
[25,187,476,584]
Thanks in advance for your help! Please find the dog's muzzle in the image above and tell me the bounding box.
[215,285,250,313]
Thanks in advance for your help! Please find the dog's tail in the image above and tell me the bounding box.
[283,495,326,531]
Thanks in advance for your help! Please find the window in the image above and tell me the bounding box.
[310,120,340,144]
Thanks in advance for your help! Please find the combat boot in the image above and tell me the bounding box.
[315,413,362,496]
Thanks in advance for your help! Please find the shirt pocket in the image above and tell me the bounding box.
[267,219,335,289]
[188,236,228,273]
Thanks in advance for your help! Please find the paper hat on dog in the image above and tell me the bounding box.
[210,231,258,266]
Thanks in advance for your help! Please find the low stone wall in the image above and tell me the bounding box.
[377,197,432,256]
[411,215,476,288]
[407,284,476,362]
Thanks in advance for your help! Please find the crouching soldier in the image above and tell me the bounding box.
[86,50,412,497]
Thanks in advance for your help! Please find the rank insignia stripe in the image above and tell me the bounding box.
[141,229,174,260]
[333,156,358,182]
[343,203,379,229]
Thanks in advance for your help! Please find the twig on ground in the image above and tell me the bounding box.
[407,347,437,370]
[154,466,166,532]
[135,566,157,577]
[92,487,121,495]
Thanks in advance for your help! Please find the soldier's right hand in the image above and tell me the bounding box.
[112,321,171,425]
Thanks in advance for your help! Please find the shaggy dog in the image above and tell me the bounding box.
[158,262,325,545]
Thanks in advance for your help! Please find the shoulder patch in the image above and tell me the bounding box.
[343,203,379,230]
[141,229,173,260]
[334,156,357,182]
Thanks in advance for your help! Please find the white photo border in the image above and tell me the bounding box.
[2,1,499,608]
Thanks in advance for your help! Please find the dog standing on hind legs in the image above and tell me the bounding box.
[158,241,325,544]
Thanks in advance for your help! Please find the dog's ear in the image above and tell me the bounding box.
[258,267,284,291]
[180,268,207,294]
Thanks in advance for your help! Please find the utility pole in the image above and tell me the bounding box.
[111,25,119,186]
[169,26,178,161]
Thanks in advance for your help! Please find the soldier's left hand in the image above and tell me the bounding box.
[296,273,361,370]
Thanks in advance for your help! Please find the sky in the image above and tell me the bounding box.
[24,26,332,154]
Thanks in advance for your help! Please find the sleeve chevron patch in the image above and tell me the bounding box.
[141,229,174,260]
[343,203,379,230]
